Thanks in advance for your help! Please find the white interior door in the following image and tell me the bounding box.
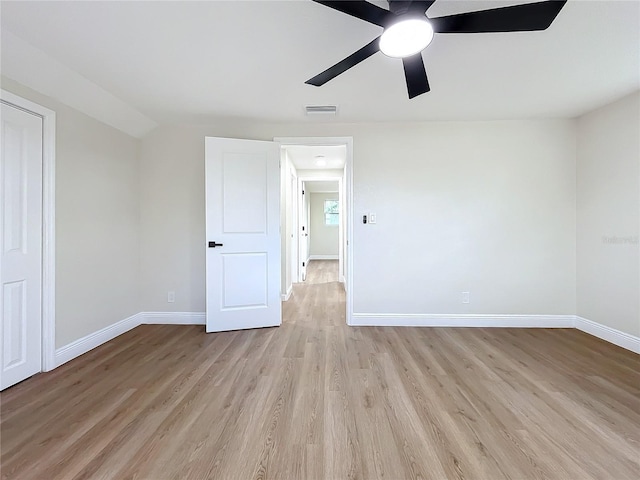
[290,172,298,285]
[1,102,43,390]
[299,181,309,281]
[205,137,281,332]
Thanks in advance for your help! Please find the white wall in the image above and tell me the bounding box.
[576,91,640,336]
[310,192,339,257]
[1,77,141,348]
[139,120,577,319]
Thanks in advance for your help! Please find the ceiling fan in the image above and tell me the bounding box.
[306,0,568,98]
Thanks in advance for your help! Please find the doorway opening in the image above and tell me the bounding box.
[275,137,353,326]
[297,176,343,283]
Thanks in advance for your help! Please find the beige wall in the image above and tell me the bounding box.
[310,192,339,257]
[349,120,576,314]
[139,124,285,311]
[1,77,141,348]
[3,72,636,351]
[576,91,640,336]
[139,119,577,318]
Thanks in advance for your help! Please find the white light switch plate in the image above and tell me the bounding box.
[369,213,377,224]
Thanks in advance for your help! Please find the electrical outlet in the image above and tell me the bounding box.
[168,291,175,303]
[461,291,470,304]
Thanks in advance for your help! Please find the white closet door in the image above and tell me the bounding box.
[1,102,43,390]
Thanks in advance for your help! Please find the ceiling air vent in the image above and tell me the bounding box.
[305,105,338,116]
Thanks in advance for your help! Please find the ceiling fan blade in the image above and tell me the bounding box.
[430,0,567,33]
[407,1,436,14]
[306,37,381,87]
[388,1,435,15]
[311,1,395,27]
[402,53,430,99]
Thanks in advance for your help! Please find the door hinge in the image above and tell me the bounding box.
[302,262,305,267]
[302,189,305,195]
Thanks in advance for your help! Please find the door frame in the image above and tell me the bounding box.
[298,177,310,282]
[274,137,353,326]
[289,169,298,292]
[1,90,56,372]
[296,175,344,282]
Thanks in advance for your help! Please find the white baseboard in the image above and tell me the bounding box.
[54,311,206,368]
[55,312,142,368]
[141,311,205,325]
[309,255,338,260]
[350,313,575,328]
[281,285,293,301]
[575,316,640,354]
[52,311,638,371]
[350,313,638,354]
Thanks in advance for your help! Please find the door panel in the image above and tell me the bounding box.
[222,153,267,233]
[205,137,281,332]
[3,280,26,368]
[3,121,26,253]
[222,253,268,309]
[1,102,43,390]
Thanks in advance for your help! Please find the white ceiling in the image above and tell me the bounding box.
[286,145,347,170]
[304,181,340,193]
[1,1,638,136]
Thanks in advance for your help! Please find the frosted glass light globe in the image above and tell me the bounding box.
[379,19,434,58]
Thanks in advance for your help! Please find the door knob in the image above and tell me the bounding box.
[208,241,224,248]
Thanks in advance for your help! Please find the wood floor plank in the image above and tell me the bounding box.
[2,260,639,479]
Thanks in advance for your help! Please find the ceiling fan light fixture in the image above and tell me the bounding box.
[379,18,434,58]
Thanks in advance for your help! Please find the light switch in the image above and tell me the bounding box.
[369,213,377,224]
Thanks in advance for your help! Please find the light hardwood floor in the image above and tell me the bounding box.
[2,260,639,479]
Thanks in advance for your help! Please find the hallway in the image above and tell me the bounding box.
[283,259,344,327]
[303,260,340,284]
